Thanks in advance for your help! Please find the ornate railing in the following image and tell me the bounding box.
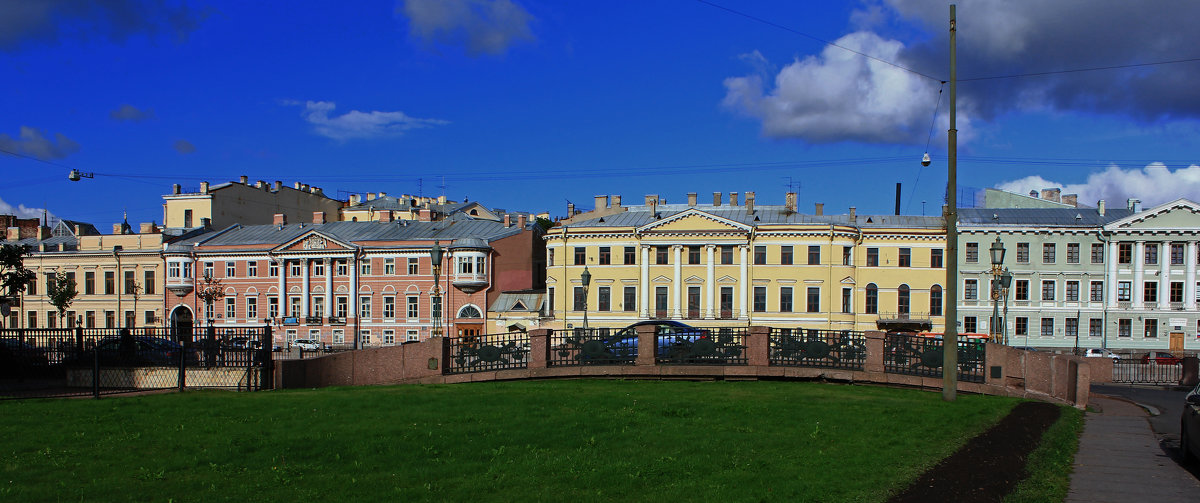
[769,328,866,370]
[549,328,636,366]
[656,326,747,365]
[445,331,529,374]
[883,332,985,383]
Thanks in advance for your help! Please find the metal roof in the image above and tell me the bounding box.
[171,216,532,250]
[958,208,1133,227]
[489,292,544,313]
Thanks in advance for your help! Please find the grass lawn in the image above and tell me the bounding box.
[1,380,1036,502]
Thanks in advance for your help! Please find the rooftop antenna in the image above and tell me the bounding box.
[783,176,802,193]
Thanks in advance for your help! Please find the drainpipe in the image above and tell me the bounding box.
[829,224,835,330]
[352,246,362,349]
[1096,228,1109,350]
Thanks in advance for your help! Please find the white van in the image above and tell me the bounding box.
[293,339,322,351]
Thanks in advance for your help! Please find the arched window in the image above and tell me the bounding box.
[930,285,943,316]
[457,305,482,319]
[865,283,878,314]
[897,284,910,315]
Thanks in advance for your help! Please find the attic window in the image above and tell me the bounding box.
[470,209,478,216]
[511,300,527,310]
[866,217,874,223]
[597,217,605,223]
[753,216,760,221]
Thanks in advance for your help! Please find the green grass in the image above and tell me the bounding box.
[1006,404,1085,503]
[0,380,1027,502]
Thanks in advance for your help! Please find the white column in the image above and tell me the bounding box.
[705,245,715,318]
[640,246,649,317]
[1133,241,1145,309]
[1159,242,1171,310]
[1187,241,1197,309]
[1107,241,1118,308]
[672,245,682,318]
[277,259,285,317]
[301,258,311,317]
[349,255,358,320]
[324,259,333,318]
[739,245,749,319]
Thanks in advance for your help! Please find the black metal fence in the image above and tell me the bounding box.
[655,326,747,365]
[1112,359,1183,384]
[445,331,529,374]
[770,328,866,371]
[549,328,637,366]
[0,327,272,400]
[883,332,985,383]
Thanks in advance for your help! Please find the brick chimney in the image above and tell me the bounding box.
[1098,200,1106,216]
[74,224,83,236]
[274,180,283,191]
[239,175,248,184]
[38,226,50,240]
[312,212,326,224]
[139,222,159,234]
[172,184,181,195]
[567,202,575,216]
[1041,188,1061,202]
[379,210,393,223]
[849,207,857,223]
[273,213,287,226]
[418,209,432,221]
[1062,194,1078,207]
[349,194,361,205]
[5,228,18,241]
[518,214,527,228]
[687,192,697,207]
[294,182,303,189]
[612,195,622,207]
[594,195,608,210]
[815,203,824,216]
[745,192,755,214]
[785,192,797,212]
[200,181,209,194]
[645,195,658,207]
[112,223,123,234]
[713,192,722,206]
[730,192,739,206]
[503,214,511,227]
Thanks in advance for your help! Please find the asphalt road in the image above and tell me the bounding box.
[1093,383,1200,480]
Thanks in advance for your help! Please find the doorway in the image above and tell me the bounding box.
[1170,331,1185,353]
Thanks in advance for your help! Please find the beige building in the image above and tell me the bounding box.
[162,176,342,229]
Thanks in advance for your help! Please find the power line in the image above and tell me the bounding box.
[959,57,1200,82]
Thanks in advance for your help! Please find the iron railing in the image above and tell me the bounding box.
[883,332,985,383]
[549,328,637,366]
[1112,359,1183,384]
[769,328,866,370]
[656,326,747,365]
[445,331,529,374]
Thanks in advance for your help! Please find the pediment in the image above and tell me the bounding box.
[1107,199,1200,231]
[638,209,752,234]
[684,275,705,284]
[717,275,738,283]
[840,276,856,284]
[651,275,673,283]
[276,231,352,252]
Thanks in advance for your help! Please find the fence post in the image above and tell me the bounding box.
[262,326,273,390]
[746,326,770,367]
[635,325,657,366]
[863,330,886,374]
[92,338,100,399]
[178,340,186,391]
[528,329,551,369]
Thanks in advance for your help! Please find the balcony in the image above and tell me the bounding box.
[451,272,488,294]
[328,316,346,325]
[165,277,194,295]
[305,316,324,325]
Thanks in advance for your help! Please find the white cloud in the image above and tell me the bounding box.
[0,196,55,222]
[110,104,155,122]
[399,0,534,56]
[296,101,449,141]
[995,164,1200,208]
[0,126,80,160]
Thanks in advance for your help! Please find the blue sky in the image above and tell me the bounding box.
[3,0,1200,229]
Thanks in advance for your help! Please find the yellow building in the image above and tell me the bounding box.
[162,176,342,229]
[544,192,947,333]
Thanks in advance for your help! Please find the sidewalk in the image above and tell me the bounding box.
[1066,394,1200,502]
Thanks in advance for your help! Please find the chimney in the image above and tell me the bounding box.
[1130,199,1142,212]
[850,207,857,223]
[239,175,248,185]
[730,192,739,206]
[379,210,393,223]
[503,214,511,227]
[713,192,722,206]
[594,195,609,210]
[612,195,621,207]
[311,187,324,196]
[1041,188,1061,202]
[256,180,266,189]
[418,209,432,221]
[378,192,387,199]
[895,183,901,215]
[567,202,575,215]
[112,223,123,234]
[200,217,211,228]
[273,213,287,226]
[745,192,755,214]
[294,182,303,190]
[172,184,181,195]
[645,195,658,207]
[437,195,446,204]
[1062,194,1078,207]
[815,203,824,216]
[5,228,17,241]
[301,184,310,192]
[367,193,377,201]
[273,180,282,191]
[139,222,159,234]
[38,226,50,240]
[687,193,697,207]
[74,224,83,236]
[518,214,527,228]
[349,194,361,205]
[200,181,209,194]
[312,212,326,224]
[785,192,797,212]
[1098,200,1106,216]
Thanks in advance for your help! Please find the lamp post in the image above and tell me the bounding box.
[113,246,122,328]
[580,265,591,332]
[989,236,1006,343]
[430,240,443,338]
[999,270,1013,345]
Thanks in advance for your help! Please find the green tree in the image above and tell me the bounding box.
[534,217,554,231]
[0,244,35,327]
[196,273,225,327]
[47,269,78,327]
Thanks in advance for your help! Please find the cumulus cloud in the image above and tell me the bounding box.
[173,139,195,154]
[996,164,1200,208]
[293,101,449,141]
[0,196,55,222]
[0,0,212,51]
[399,0,534,56]
[0,126,80,160]
[110,104,155,122]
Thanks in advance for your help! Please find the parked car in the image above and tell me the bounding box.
[1142,351,1181,365]
[1085,348,1121,361]
[223,337,261,350]
[1181,381,1200,463]
[64,336,197,367]
[0,339,50,376]
[293,339,322,351]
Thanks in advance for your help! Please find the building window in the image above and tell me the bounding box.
[964,279,978,300]
[753,286,766,312]
[104,271,115,294]
[807,287,820,313]
[1118,243,1132,264]
[268,297,279,318]
[1065,318,1078,338]
[332,329,345,344]
[269,262,279,277]
[547,249,554,267]
[408,258,419,275]
[1015,317,1028,336]
[1066,281,1079,302]
[124,271,136,294]
[359,329,371,346]
[807,245,820,265]
[144,311,154,325]
[84,272,94,295]
[574,247,586,265]
[1014,280,1029,301]
[1041,318,1054,337]
[965,242,978,263]
[88,311,97,328]
[1172,243,1185,265]
[931,249,943,268]
[930,285,943,316]
[247,297,257,319]
[655,287,669,317]
[657,246,670,265]
[1067,243,1079,264]
[547,288,555,316]
[227,262,237,277]
[123,311,134,328]
[897,284,910,314]
[721,246,733,265]
[384,258,395,275]
[779,287,793,313]
[1091,244,1104,264]
[289,262,301,277]
[1042,243,1056,264]
[1089,318,1102,337]
[383,330,395,345]
[225,297,236,320]
[46,311,55,328]
[335,296,348,318]
[754,246,766,265]
[1016,242,1029,263]
[598,287,611,312]
[1145,244,1159,265]
[27,311,36,328]
[1171,282,1184,303]
[406,330,419,343]
[167,263,180,279]
[686,287,700,318]
[247,261,258,277]
[964,317,977,333]
[842,287,852,314]
[573,287,585,311]
[688,246,701,265]
[842,246,852,266]
[720,287,734,317]
[623,287,636,312]
[599,247,611,265]
[780,246,793,265]
[334,260,346,276]
[183,209,193,228]
[407,296,419,319]
[1144,282,1157,303]
[311,297,324,317]
[865,284,878,314]
[358,296,370,318]
[1117,281,1131,302]
[1118,318,1131,337]
[1144,318,1158,338]
[1041,280,1055,301]
[624,246,636,265]
[866,248,879,267]
[382,296,395,319]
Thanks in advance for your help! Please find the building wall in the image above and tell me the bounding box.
[163,181,342,229]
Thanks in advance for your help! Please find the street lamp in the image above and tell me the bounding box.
[989,236,1006,343]
[580,265,591,332]
[999,270,1013,345]
[430,240,443,338]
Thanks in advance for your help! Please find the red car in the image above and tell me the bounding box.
[1142,351,1182,365]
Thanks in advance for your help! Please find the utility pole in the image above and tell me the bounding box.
[943,4,959,402]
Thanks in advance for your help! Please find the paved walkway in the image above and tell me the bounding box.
[1066,394,1200,502]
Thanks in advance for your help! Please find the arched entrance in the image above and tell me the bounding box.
[170,305,194,341]
[456,304,483,338]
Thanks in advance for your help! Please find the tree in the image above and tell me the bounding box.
[47,269,78,327]
[0,244,36,327]
[534,217,554,232]
[195,273,225,328]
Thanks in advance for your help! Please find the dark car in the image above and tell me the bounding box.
[0,339,51,376]
[65,336,197,367]
[1181,382,1200,463]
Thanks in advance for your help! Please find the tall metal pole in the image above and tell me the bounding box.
[943,4,959,401]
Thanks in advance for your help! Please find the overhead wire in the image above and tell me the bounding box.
[907,82,945,213]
